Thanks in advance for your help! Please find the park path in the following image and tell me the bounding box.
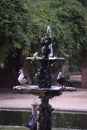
[0,88,87,113]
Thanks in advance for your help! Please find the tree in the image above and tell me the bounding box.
[0,0,87,86]
[0,0,33,62]
[28,0,87,86]
[78,0,87,6]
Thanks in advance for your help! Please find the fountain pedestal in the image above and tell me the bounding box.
[14,85,62,130]
[14,34,65,130]
[26,35,64,130]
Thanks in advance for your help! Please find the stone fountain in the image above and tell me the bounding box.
[14,26,65,130]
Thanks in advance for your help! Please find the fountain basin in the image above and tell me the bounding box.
[13,85,62,98]
[26,56,65,61]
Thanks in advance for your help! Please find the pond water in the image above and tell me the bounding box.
[52,111,87,129]
[0,110,87,129]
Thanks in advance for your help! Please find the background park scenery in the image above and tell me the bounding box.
[1,1,87,130]
[0,0,87,88]
[0,0,87,87]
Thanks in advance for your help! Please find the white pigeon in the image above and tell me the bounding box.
[18,68,29,86]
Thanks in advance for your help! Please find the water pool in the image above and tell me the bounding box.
[0,110,87,129]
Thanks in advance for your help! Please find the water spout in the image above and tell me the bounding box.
[46,26,52,37]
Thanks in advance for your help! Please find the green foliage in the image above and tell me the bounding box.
[30,0,87,70]
[0,0,32,62]
[24,0,87,60]
[0,0,87,66]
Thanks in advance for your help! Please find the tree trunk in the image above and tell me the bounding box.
[23,57,32,85]
[81,66,87,87]
[78,0,87,6]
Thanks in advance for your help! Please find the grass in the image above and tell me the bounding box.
[0,127,82,130]
[0,126,29,130]
[0,128,29,130]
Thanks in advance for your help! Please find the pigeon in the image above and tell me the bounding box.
[18,68,29,86]
[26,115,37,130]
[57,72,74,90]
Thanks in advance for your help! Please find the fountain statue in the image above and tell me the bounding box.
[14,26,65,130]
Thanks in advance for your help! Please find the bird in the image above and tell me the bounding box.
[18,68,29,86]
[31,52,38,63]
[57,72,74,90]
[26,115,37,130]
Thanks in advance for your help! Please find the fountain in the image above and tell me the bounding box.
[14,26,65,130]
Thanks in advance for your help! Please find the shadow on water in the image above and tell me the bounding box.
[0,110,87,129]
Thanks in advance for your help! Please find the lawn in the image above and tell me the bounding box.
[0,127,81,130]
[0,126,29,130]
[0,128,29,130]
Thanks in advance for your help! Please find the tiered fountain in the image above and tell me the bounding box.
[14,26,65,130]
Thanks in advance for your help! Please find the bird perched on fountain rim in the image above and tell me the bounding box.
[57,72,74,90]
[18,67,29,86]
[31,52,38,63]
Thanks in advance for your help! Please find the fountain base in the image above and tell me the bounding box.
[14,85,62,130]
